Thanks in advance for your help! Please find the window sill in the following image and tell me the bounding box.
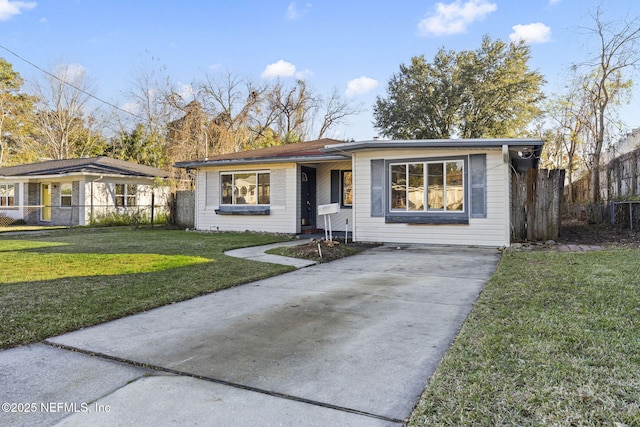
[385,214,468,225]
[215,205,270,215]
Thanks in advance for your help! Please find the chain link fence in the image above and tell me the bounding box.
[0,203,169,228]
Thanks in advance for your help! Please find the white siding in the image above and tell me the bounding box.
[0,180,23,220]
[194,163,298,234]
[352,148,510,247]
[314,161,353,231]
[81,177,168,225]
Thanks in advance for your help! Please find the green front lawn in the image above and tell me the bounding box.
[0,228,293,349]
[409,248,640,426]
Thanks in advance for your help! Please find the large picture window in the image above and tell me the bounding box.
[115,184,137,207]
[221,172,270,205]
[0,184,15,207]
[390,160,464,213]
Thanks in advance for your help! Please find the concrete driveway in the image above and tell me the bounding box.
[0,245,500,426]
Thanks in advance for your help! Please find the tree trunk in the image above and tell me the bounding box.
[590,151,601,203]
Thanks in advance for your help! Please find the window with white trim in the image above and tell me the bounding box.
[115,184,137,207]
[60,183,72,207]
[221,172,270,205]
[0,184,15,207]
[390,160,464,213]
[341,170,353,207]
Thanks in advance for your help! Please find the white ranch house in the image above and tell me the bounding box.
[0,157,169,227]
[175,138,543,247]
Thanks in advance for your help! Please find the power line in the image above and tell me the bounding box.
[0,44,143,121]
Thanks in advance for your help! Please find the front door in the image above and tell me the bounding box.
[41,183,51,222]
[300,167,316,230]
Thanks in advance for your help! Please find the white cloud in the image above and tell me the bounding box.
[262,60,296,79]
[0,0,37,21]
[121,102,141,115]
[548,0,561,5]
[261,59,312,79]
[56,63,87,81]
[510,22,552,44]
[285,2,312,21]
[346,76,379,98]
[418,0,497,36]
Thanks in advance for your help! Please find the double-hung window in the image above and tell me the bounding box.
[221,172,270,205]
[115,184,137,207]
[60,183,72,207]
[0,184,15,207]
[0,184,16,206]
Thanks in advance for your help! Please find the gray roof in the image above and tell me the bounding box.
[174,138,348,169]
[0,157,169,178]
[321,138,543,152]
[175,138,544,172]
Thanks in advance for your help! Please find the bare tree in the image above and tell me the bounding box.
[197,72,264,153]
[544,72,593,202]
[124,55,182,140]
[30,62,103,159]
[315,88,363,139]
[266,79,316,143]
[579,6,640,203]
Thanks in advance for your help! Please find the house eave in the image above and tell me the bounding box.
[321,138,544,153]
[175,154,349,169]
[0,172,165,181]
[321,138,544,171]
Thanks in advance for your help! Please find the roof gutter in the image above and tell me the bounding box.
[0,172,164,180]
[175,154,349,169]
[321,138,544,153]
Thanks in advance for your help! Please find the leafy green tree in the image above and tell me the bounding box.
[108,123,166,168]
[373,51,459,139]
[0,57,35,166]
[374,36,545,139]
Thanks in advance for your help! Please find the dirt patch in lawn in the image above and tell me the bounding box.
[512,221,640,251]
[273,239,381,263]
[558,221,640,248]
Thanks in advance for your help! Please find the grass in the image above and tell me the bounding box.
[0,225,68,233]
[0,228,293,349]
[409,248,640,426]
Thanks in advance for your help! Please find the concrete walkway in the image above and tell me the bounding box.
[225,238,318,268]
[0,244,500,427]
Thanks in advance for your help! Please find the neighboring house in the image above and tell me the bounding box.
[175,138,543,247]
[0,157,169,226]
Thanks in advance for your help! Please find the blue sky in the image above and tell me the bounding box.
[1,0,639,141]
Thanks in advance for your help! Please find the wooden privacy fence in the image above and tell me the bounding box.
[511,169,565,242]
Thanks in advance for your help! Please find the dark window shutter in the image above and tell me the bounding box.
[330,170,340,204]
[370,159,384,217]
[470,154,486,218]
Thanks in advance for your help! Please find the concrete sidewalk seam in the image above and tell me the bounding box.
[42,340,405,425]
